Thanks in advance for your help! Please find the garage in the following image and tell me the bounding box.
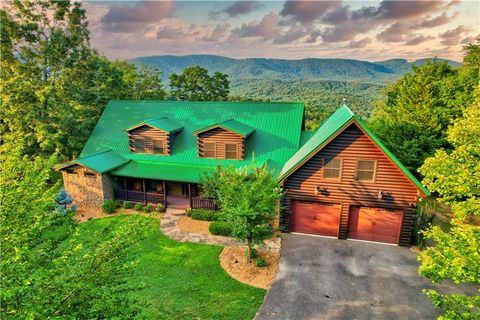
[290,200,341,237]
[348,206,403,244]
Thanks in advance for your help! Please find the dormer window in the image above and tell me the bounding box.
[125,117,183,156]
[193,119,254,160]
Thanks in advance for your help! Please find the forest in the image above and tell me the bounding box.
[1,1,479,319]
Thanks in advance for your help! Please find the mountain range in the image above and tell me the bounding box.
[130,54,461,82]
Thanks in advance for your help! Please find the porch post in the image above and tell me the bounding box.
[124,177,128,199]
[163,180,167,207]
[142,179,147,205]
[188,183,192,208]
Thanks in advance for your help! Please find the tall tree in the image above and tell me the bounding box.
[418,92,480,319]
[169,65,229,101]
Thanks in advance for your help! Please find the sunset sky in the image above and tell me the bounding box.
[84,0,480,62]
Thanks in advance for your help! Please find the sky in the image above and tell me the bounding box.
[83,0,480,62]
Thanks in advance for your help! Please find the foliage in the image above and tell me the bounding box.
[0,145,150,318]
[412,199,437,247]
[370,43,480,173]
[54,188,76,215]
[201,164,282,261]
[191,209,223,221]
[102,199,117,214]
[143,205,152,213]
[115,200,122,208]
[255,257,267,268]
[0,1,165,159]
[209,221,234,236]
[417,85,480,318]
[156,203,166,213]
[169,65,229,101]
[134,203,144,211]
[123,201,133,209]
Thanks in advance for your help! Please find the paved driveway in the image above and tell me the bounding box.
[255,234,477,320]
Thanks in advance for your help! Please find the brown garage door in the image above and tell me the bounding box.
[348,207,403,244]
[291,201,341,237]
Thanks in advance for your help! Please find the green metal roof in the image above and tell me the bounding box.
[279,105,429,195]
[125,117,183,133]
[300,131,316,146]
[192,119,255,137]
[80,101,305,182]
[58,150,130,174]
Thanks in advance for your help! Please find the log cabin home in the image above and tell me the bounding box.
[57,101,428,246]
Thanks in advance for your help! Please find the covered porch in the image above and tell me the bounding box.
[112,176,218,210]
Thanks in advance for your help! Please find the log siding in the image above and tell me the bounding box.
[128,125,175,155]
[282,122,422,246]
[197,127,245,160]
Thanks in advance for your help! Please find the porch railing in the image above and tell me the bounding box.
[191,197,218,211]
[114,189,166,205]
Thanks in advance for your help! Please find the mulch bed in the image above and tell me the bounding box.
[220,246,279,289]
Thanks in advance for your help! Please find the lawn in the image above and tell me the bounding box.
[77,215,266,319]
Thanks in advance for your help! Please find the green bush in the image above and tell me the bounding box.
[209,221,233,236]
[256,224,274,240]
[143,205,152,213]
[123,201,133,209]
[191,209,222,221]
[102,199,117,214]
[255,257,266,268]
[185,207,192,216]
[134,203,143,211]
[156,203,166,213]
[115,200,122,208]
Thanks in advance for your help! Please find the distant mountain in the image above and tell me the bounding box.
[130,54,461,83]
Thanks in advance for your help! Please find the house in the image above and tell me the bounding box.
[58,101,428,246]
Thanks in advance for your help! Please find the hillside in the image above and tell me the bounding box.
[131,54,460,82]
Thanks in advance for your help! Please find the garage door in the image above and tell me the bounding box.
[348,207,403,244]
[291,201,341,237]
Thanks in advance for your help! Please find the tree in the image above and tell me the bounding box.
[113,61,166,100]
[418,93,480,318]
[169,65,229,101]
[201,165,282,260]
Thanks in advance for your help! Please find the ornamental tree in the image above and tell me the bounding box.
[201,164,282,260]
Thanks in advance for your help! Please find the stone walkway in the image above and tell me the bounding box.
[160,208,282,252]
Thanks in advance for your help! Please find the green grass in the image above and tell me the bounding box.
[77,215,266,319]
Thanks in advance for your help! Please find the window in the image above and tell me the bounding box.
[323,158,342,180]
[66,167,77,174]
[153,140,164,155]
[134,138,145,153]
[225,144,238,160]
[84,170,96,178]
[356,160,376,182]
[204,143,215,158]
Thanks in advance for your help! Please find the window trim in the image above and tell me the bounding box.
[134,138,146,153]
[355,159,377,182]
[83,170,97,178]
[322,157,343,181]
[152,139,165,155]
[225,143,238,160]
[203,142,215,158]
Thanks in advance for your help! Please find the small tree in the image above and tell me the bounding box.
[201,164,282,261]
[54,188,75,215]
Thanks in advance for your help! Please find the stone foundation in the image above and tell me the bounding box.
[62,165,113,210]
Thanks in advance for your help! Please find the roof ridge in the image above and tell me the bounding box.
[78,149,114,160]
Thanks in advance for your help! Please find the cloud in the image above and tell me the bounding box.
[273,26,307,44]
[156,25,185,40]
[224,1,259,17]
[405,35,435,46]
[101,1,175,33]
[377,22,411,42]
[231,12,280,40]
[280,0,340,23]
[348,37,373,48]
[352,0,450,20]
[440,25,472,45]
[412,12,458,29]
[461,35,480,45]
[203,23,230,42]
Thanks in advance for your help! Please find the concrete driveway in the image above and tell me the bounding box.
[255,234,477,320]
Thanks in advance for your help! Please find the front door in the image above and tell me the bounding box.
[166,182,186,197]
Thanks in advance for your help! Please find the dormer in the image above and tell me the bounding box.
[192,119,254,160]
[125,117,183,155]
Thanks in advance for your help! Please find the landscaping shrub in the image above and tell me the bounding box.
[256,224,274,240]
[255,257,266,268]
[209,221,233,236]
[191,209,223,221]
[185,207,192,216]
[123,201,133,209]
[115,200,122,208]
[102,199,117,214]
[143,205,152,213]
[134,203,143,211]
[156,203,166,213]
